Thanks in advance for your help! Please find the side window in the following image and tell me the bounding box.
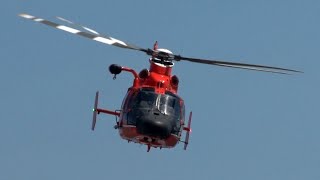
[122,88,137,112]
[121,90,130,110]
[124,90,138,125]
[173,98,180,118]
[180,102,185,125]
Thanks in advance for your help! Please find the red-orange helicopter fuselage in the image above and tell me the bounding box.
[18,13,302,152]
[92,55,192,152]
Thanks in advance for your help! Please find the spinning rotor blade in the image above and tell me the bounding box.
[56,16,100,35]
[174,55,302,74]
[18,13,148,52]
[19,13,301,74]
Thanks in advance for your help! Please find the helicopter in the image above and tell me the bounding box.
[19,13,302,152]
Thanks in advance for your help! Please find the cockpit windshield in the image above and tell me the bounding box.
[132,89,180,117]
[124,88,184,135]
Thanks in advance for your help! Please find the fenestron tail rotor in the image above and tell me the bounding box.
[18,13,302,74]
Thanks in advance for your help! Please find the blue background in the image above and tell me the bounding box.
[1,0,319,179]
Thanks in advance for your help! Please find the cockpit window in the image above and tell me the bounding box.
[134,90,157,108]
[125,88,182,135]
[131,89,181,118]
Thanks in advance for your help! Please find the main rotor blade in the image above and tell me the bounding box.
[18,13,148,52]
[56,16,100,35]
[18,13,301,74]
[174,55,302,74]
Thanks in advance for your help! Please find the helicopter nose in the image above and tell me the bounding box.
[136,116,172,139]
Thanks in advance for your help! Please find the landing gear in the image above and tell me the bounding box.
[91,91,120,131]
[183,111,192,150]
[91,91,99,131]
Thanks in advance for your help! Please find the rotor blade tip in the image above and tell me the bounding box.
[19,13,34,19]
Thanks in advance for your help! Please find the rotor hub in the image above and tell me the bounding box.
[150,48,174,67]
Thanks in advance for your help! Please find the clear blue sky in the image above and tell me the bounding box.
[1,0,319,179]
